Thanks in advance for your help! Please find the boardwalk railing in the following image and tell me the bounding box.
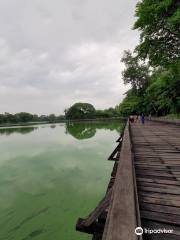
[76,119,180,239]
[102,121,141,240]
[148,117,180,125]
[76,121,142,239]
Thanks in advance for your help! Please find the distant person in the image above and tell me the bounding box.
[148,113,151,120]
[141,113,145,124]
[135,115,139,122]
[129,115,134,123]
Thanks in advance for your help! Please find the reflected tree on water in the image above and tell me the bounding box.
[66,122,96,140]
[65,121,124,140]
[0,127,38,136]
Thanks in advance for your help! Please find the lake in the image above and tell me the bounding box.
[0,120,124,240]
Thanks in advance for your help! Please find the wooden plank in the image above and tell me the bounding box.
[137,174,175,181]
[142,219,180,236]
[140,195,180,207]
[76,218,104,234]
[138,181,180,190]
[116,135,122,143]
[76,188,112,229]
[137,177,180,186]
[108,143,121,161]
[102,122,138,240]
[141,210,180,225]
[138,185,180,195]
[140,191,180,201]
[140,203,180,215]
[136,170,175,177]
[130,120,180,239]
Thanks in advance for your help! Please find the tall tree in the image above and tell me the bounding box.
[121,50,150,92]
[134,0,180,66]
[65,103,96,119]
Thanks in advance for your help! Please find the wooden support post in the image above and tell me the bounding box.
[76,189,112,234]
[108,142,122,161]
[116,135,122,142]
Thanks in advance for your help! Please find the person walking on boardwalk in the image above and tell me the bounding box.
[129,115,134,123]
[135,114,139,123]
[148,113,151,120]
[140,113,145,124]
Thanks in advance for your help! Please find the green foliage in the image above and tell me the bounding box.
[95,108,120,118]
[48,114,56,123]
[145,61,180,115]
[121,50,150,91]
[0,127,37,136]
[65,103,121,120]
[65,103,96,119]
[66,122,96,139]
[66,121,124,139]
[118,90,142,116]
[134,0,180,66]
[120,61,180,116]
[15,112,34,122]
[0,112,34,124]
[119,0,180,118]
[0,112,65,125]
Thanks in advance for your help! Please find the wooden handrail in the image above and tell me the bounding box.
[147,117,180,125]
[102,121,141,240]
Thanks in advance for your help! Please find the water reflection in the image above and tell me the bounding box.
[0,120,124,138]
[66,121,123,140]
[66,122,96,139]
[50,124,56,129]
[0,121,123,240]
[0,127,38,136]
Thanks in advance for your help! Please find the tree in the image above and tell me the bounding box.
[14,112,34,122]
[118,1,180,118]
[118,90,142,116]
[145,61,180,115]
[134,0,180,66]
[48,114,56,122]
[95,107,119,118]
[65,103,96,119]
[121,50,150,91]
[0,112,66,125]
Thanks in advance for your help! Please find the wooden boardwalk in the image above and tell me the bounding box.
[76,119,180,240]
[130,120,180,240]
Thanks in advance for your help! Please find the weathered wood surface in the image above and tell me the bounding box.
[102,122,139,240]
[149,117,180,126]
[130,120,180,240]
[108,142,122,161]
[76,119,180,240]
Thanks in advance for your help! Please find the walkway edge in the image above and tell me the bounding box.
[102,121,140,240]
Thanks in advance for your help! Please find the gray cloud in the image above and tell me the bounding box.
[0,0,138,114]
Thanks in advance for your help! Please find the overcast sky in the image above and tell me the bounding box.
[0,0,139,115]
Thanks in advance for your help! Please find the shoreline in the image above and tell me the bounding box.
[0,117,126,128]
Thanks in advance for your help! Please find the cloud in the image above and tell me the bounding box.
[0,0,138,114]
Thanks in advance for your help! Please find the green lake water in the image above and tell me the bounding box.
[0,121,124,240]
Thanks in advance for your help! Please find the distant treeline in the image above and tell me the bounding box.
[0,112,65,125]
[0,105,121,125]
